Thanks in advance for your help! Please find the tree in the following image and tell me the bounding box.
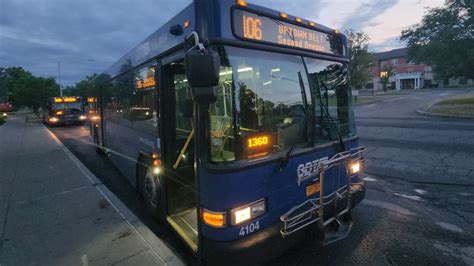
[401,0,474,80]
[345,29,374,89]
[379,65,395,91]
[0,67,59,108]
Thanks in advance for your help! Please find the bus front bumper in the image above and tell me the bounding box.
[202,182,365,264]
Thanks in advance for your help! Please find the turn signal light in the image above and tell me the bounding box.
[202,209,225,228]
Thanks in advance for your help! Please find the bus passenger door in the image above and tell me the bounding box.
[161,59,198,252]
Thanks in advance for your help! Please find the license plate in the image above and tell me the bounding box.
[306,182,320,197]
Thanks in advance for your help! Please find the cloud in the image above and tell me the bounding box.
[0,0,446,84]
[341,0,400,30]
[0,0,191,85]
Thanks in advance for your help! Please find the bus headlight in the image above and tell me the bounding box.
[79,115,87,120]
[49,117,59,123]
[230,198,266,226]
[2,113,7,118]
[152,166,161,175]
[349,161,361,175]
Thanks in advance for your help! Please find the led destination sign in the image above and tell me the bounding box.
[233,9,343,56]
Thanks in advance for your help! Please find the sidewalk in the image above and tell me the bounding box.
[0,113,183,265]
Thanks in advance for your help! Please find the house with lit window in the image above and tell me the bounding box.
[365,48,474,91]
[365,48,434,91]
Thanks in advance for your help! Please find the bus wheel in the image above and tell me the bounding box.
[137,159,164,220]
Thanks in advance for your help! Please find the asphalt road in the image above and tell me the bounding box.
[50,88,474,265]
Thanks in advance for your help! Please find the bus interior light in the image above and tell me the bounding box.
[202,209,226,228]
[231,198,266,226]
[236,0,247,7]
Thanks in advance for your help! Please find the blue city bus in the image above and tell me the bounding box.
[93,0,365,263]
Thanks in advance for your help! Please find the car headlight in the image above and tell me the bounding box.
[230,198,266,226]
[2,113,7,117]
[79,115,87,120]
[349,161,361,175]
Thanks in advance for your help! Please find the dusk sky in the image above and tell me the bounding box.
[0,0,445,86]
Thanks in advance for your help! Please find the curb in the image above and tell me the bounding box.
[416,108,474,119]
[44,125,184,266]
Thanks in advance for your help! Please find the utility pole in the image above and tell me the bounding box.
[58,62,62,97]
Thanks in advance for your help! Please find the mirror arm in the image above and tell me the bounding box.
[186,31,205,53]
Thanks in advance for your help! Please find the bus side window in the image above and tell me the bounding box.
[129,64,159,136]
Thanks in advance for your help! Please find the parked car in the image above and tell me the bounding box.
[0,103,14,112]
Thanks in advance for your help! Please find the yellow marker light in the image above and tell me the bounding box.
[184,20,191,28]
[79,115,87,120]
[202,209,225,228]
[309,21,316,27]
[349,161,361,175]
[49,117,59,123]
[236,0,247,7]
[56,111,63,115]
[279,12,288,19]
[335,29,340,35]
[295,17,302,23]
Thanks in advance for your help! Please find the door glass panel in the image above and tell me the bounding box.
[163,60,198,252]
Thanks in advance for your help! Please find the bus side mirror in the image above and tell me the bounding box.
[185,49,220,88]
[185,49,220,103]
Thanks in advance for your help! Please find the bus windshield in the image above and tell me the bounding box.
[210,46,356,162]
[52,102,83,112]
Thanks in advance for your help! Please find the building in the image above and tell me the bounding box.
[366,48,434,91]
[366,48,474,91]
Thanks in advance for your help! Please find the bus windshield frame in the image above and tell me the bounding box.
[209,45,356,163]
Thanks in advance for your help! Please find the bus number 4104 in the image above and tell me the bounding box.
[239,221,260,237]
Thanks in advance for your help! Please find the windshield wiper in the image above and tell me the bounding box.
[301,58,346,152]
[275,72,310,173]
[276,146,295,173]
[316,81,346,152]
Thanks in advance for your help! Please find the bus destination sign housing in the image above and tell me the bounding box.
[233,9,344,56]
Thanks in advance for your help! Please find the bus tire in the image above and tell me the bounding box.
[137,156,164,220]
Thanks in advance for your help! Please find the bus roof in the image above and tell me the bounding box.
[102,0,347,80]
